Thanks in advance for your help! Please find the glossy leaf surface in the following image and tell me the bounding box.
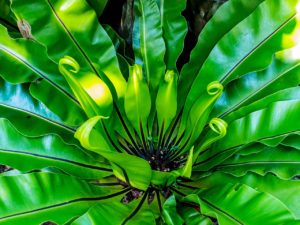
[0,118,112,179]
[178,0,265,106]
[183,0,299,116]
[133,0,166,90]
[157,0,187,69]
[0,172,127,225]
[12,0,127,99]
[195,100,300,170]
[0,0,299,224]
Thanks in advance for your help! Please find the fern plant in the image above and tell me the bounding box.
[0,0,300,224]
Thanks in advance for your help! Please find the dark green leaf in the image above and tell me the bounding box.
[178,0,265,107]
[191,181,298,224]
[162,195,184,225]
[133,0,166,91]
[12,0,127,99]
[157,0,187,69]
[212,54,300,120]
[0,78,82,143]
[182,0,299,116]
[71,193,156,225]
[0,118,111,179]
[0,172,128,225]
[86,0,108,17]
[214,145,300,179]
[194,100,300,171]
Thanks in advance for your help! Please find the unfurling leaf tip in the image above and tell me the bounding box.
[209,117,228,138]
[207,81,223,96]
[59,56,80,75]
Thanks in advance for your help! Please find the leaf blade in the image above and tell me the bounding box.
[133,0,166,90]
[183,0,299,117]
[194,100,300,170]
[0,172,127,225]
[12,0,127,99]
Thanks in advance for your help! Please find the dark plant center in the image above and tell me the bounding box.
[120,183,172,205]
[117,133,188,205]
[125,137,187,172]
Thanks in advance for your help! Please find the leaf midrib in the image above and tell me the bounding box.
[0,44,79,106]
[0,148,112,172]
[200,197,243,225]
[218,62,300,119]
[219,13,296,84]
[216,161,300,169]
[46,0,102,79]
[0,188,130,221]
[194,130,300,167]
[121,190,148,225]
[0,17,18,32]
[0,103,76,133]
[138,0,150,82]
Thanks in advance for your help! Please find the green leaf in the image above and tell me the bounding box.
[223,86,300,123]
[75,116,114,151]
[29,79,87,127]
[194,118,227,162]
[59,56,113,118]
[0,0,19,33]
[0,78,79,143]
[183,0,299,116]
[178,0,265,107]
[0,118,112,179]
[133,0,166,90]
[181,147,194,178]
[151,170,179,188]
[75,116,153,190]
[0,25,68,88]
[215,145,300,179]
[194,100,300,171]
[110,157,151,191]
[86,0,108,17]
[71,193,156,225]
[0,25,85,126]
[0,172,128,225]
[157,0,187,69]
[125,64,151,135]
[197,182,297,225]
[212,54,300,120]
[238,172,300,219]
[178,207,213,225]
[196,172,300,220]
[0,0,10,19]
[156,70,178,135]
[162,195,184,225]
[180,81,224,150]
[282,134,300,150]
[12,0,127,99]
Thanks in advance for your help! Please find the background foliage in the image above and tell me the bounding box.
[0,0,300,225]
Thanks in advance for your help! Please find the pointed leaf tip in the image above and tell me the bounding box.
[156,70,178,134]
[193,117,228,162]
[59,56,113,118]
[124,64,151,134]
[181,81,224,152]
[181,147,194,178]
[207,81,223,96]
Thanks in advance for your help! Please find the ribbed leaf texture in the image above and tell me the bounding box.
[0,0,299,224]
